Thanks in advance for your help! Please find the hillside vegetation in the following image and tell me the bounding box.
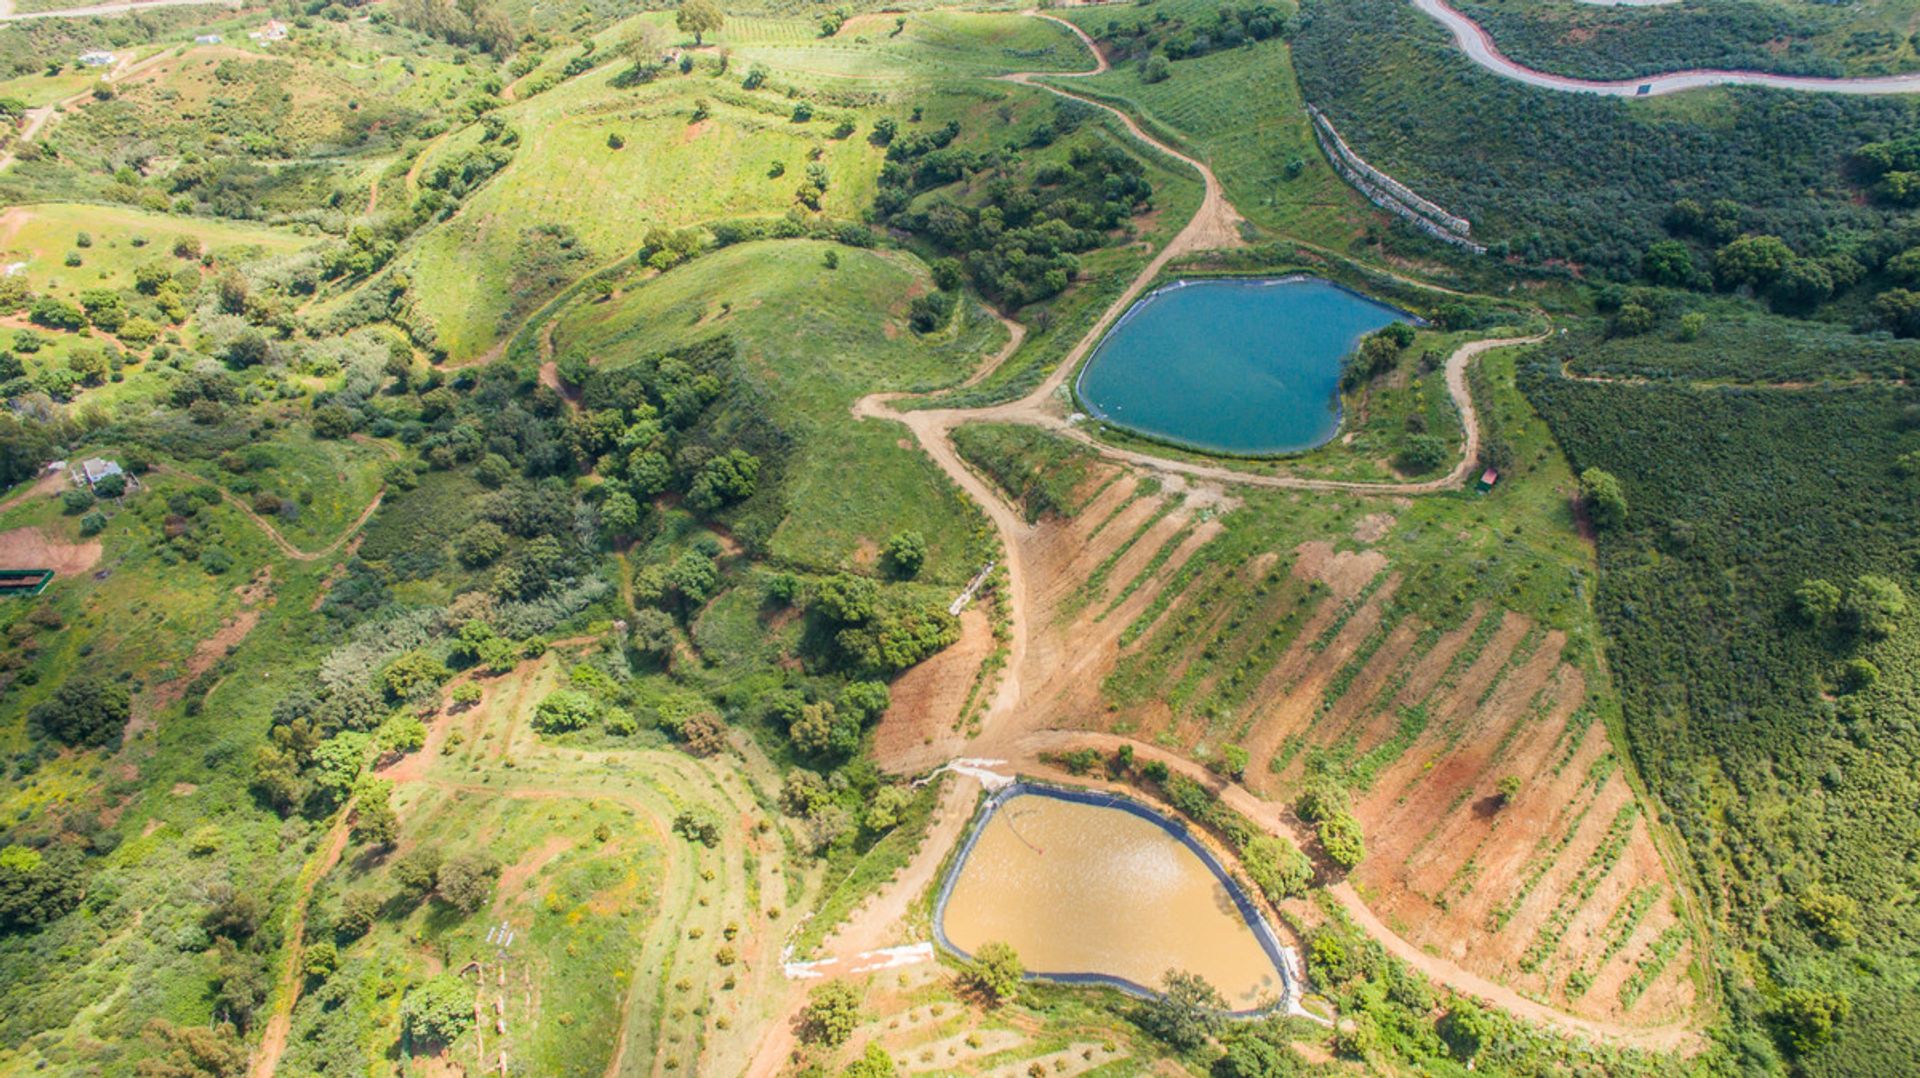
[1523,347,1920,1075]
[13,0,1920,1074]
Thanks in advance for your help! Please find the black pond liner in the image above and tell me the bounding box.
[930,781,1299,1016]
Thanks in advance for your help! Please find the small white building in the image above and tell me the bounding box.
[77,51,116,68]
[195,33,223,45]
[247,20,289,43]
[74,458,126,490]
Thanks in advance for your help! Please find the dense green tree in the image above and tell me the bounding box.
[1888,247,1920,287]
[628,608,678,660]
[676,0,723,44]
[393,847,442,904]
[533,690,599,733]
[382,651,449,700]
[334,890,381,941]
[1138,969,1226,1050]
[1579,467,1629,530]
[1240,835,1312,902]
[864,784,911,832]
[664,548,719,606]
[210,939,267,1030]
[1611,303,1655,337]
[1438,999,1494,1060]
[1837,657,1880,694]
[1317,812,1366,870]
[601,489,642,537]
[400,974,474,1046]
[455,521,508,568]
[1771,258,1834,311]
[1841,574,1906,639]
[137,1018,247,1077]
[962,940,1024,1004]
[1714,234,1793,289]
[840,1041,897,1078]
[0,414,57,488]
[31,677,131,748]
[352,793,399,849]
[839,680,890,723]
[1641,240,1695,286]
[1776,988,1850,1056]
[1213,1030,1298,1078]
[436,851,500,912]
[789,700,858,757]
[687,449,760,512]
[202,882,263,942]
[1797,889,1860,946]
[28,296,85,330]
[1871,288,1920,337]
[0,843,86,933]
[1793,578,1844,626]
[799,981,862,1046]
[883,530,927,578]
[302,940,338,983]
[814,573,878,623]
[312,405,355,440]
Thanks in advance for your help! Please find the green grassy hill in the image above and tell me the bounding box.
[551,237,999,582]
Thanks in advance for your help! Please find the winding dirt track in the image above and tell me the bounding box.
[152,442,391,562]
[1414,0,1920,96]
[248,804,355,1078]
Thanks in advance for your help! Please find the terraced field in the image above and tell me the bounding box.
[305,641,806,1078]
[932,338,1704,1030]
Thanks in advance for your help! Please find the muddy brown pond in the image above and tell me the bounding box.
[936,786,1290,1010]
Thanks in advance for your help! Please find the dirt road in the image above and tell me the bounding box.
[0,0,238,21]
[249,803,355,1078]
[1414,0,1920,96]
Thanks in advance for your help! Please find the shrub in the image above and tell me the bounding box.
[533,689,598,733]
[1396,435,1449,476]
[1579,467,1629,529]
[30,677,131,748]
[1137,970,1224,1050]
[1318,812,1366,870]
[882,530,927,577]
[962,941,1023,1004]
[1776,988,1850,1056]
[1240,835,1312,902]
[798,981,861,1046]
[436,852,501,912]
[1841,574,1906,639]
[400,975,474,1045]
